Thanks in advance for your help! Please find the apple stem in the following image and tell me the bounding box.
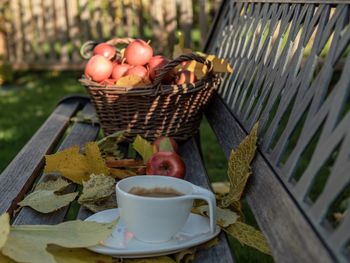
[147,40,151,45]
[121,58,126,64]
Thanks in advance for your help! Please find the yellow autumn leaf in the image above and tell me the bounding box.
[193,205,239,228]
[0,253,15,263]
[44,142,109,184]
[48,245,113,263]
[224,221,271,255]
[206,54,233,73]
[0,213,10,249]
[211,182,230,195]
[85,142,110,177]
[116,74,151,87]
[182,60,208,79]
[220,123,258,208]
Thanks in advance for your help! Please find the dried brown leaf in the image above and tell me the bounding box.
[109,168,138,179]
[116,74,151,87]
[174,247,196,263]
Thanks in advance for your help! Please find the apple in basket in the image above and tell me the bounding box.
[84,55,113,82]
[124,39,153,66]
[176,70,197,85]
[93,43,116,60]
[111,63,132,80]
[126,65,149,79]
[148,55,170,80]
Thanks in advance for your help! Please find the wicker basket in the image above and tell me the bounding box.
[79,39,221,141]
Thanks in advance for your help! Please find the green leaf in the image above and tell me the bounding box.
[97,131,125,159]
[132,135,156,163]
[220,123,258,208]
[1,220,117,263]
[18,191,78,213]
[159,137,174,152]
[224,221,271,255]
[0,213,10,249]
[35,177,70,192]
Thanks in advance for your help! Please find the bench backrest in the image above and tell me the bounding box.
[205,1,350,262]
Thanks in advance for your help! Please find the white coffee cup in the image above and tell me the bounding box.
[116,175,216,243]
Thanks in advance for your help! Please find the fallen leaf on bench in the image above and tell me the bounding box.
[47,245,113,263]
[44,142,109,184]
[18,190,78,214]
[220,123,258,208]
[133,135,157,163]
[174,247,196,263]
[78,174,115,203]
[0,213,10,249]
[123,256,176,263]
[224,221,271,255]
[1,219,117,263]
[198,53,234,74]
[97,130,125,159]
[81,194,117,213]
[194,205,239,228]
[35,177,70,191]
[109,168,138,179]
[70,111,99,126]
[211,182,230,195]
[0,253,14,263]
[78,174,117,212]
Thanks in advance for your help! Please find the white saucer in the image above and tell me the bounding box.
[85,208,220,258]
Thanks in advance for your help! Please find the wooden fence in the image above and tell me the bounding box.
[0,0,221,70]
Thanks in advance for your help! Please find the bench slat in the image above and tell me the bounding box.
[0,100,80,216]
[13,103,100,225]
[205,94,334,263]
[181,137,235,263]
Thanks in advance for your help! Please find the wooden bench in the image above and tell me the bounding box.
[1,0,349,262]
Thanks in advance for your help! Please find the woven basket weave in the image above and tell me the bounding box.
[79,39,221,141]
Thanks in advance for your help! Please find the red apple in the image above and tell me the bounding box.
[126,65,148,79]
[124,39,153,66]
[148,55,170,80]
[146,152,186,179]
[176,70,197,85]
[84,55,113,82]
[153,137,179,153]
[93,43,116,60]
[112,63,132,80]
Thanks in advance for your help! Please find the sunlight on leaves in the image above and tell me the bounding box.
[133,135,156,163]
[0,213,10,249]
[44,142,109,184]
[1,220,117,263]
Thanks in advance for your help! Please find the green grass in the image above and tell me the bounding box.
[0,71,85,172]
[0,71,273,262]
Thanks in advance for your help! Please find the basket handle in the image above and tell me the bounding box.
[153,53,213,88]
[80,37,135,59]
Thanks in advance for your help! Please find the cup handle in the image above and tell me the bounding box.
[187,185,217,233]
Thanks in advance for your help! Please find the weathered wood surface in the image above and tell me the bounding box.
[205,0,350,262]
[181,137,235,263]
[206,94,334,263]
[13,103,100,225]
[0,100,80,216]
